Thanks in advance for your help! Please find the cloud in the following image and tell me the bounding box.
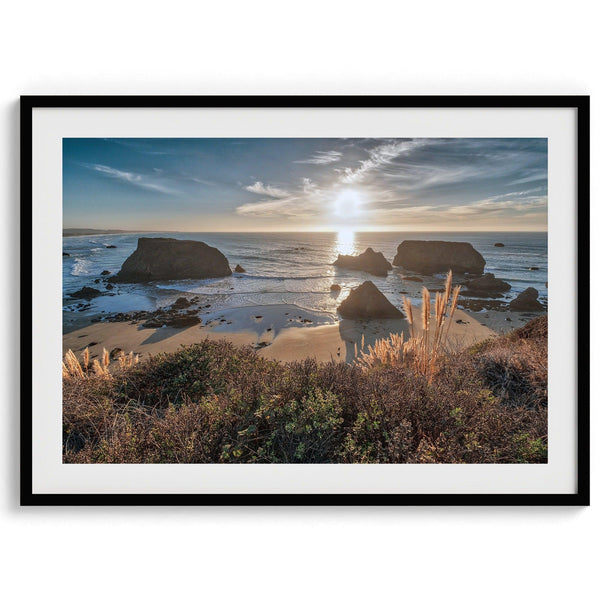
[237,178,323,218]
[245,181,290,198]
[294,150,342,164]
[339,139,430,184]
[84,163,176,194]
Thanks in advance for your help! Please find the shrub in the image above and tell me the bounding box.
[63,318,548,464]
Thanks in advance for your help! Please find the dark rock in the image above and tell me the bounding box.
[333,247,392,277]
[69,286,103,300]
[63,252,70,257]
[110,237,232,283]
[330,284,341,292]
[494,243,505,247]
[462,273,511,298]
[106,244,117,248]
[105,283,114,290]
[529,266,540,271]
[393,240,485,274]
[401,275,423,282]
[166,315,202,328]
[509,287,545,312]
[234,264,246,273]
[545,282,548,288]
[142,313,202,328]
[338,281,405,319]
[109,348,123,360]
[93,279,100,284]
[172,296,191,309]
[141,319,164,329]
[101,270,111,275]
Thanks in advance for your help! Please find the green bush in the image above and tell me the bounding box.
[63,318,548,464]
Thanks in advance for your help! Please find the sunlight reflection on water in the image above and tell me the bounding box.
[334,228,356,257]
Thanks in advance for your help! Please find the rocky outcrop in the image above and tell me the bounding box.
[462,273,511,298]
[330,284,341,292]
[234,264,246,273]
[111,237,232,283]
[172,297,191,309]
[333,247,392,277]
[509,287,545,312]
[63,252,70,257]
[392,241,485,275]
[142,313,201,328]
[69,286,103,300]
[338,281,404,319]
[494,243,505,247]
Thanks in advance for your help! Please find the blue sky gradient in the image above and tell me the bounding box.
[63,138,548,231]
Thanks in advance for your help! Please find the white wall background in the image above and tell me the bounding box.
[1,1,596,598]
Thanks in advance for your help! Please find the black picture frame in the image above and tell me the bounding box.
[20,95,590,507]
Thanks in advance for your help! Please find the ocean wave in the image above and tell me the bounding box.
[71,258,92,276]
[235,274,329,282]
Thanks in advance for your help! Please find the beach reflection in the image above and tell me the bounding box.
[334,228,356,256]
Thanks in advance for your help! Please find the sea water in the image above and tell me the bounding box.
[63,231,548,327]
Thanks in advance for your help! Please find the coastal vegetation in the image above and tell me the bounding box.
[63,310,547,464]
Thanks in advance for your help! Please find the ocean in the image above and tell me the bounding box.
[63,231,548,328]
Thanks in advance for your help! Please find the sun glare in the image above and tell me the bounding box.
[335,228,356,255]
[334,188,362,218]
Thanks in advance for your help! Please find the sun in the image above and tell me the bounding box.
[333,188,363,218]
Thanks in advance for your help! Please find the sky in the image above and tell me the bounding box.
[63,137,548,232]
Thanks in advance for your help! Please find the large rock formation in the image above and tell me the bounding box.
[462,273,511,298]
[392,241,485,275]
[337,281,404,319]
[333,247,392,277]
[111,238,232,282]
[509,287,545,312]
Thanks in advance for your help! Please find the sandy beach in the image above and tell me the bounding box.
[62,302,534,364]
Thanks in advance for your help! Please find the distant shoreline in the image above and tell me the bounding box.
[63,229,549,237]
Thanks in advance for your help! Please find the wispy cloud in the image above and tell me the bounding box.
[339,139,430,184]
[295,150,342,164]
[245,181,290,198]
[237,178,322,218]
[84,163,176,194]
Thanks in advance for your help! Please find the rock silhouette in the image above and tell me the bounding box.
[509,287,545,312]
[333,247,392,277]
[338,281,404,319]
[393,240,485,275]
[111,237,232,283]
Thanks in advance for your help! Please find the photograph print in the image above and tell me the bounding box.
[62,136,549,465]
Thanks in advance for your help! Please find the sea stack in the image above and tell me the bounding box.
[338,281,404,319]
[111,237,232,283]
[333,247,392,277]
[393,240,485,275]
[509,287,545,312]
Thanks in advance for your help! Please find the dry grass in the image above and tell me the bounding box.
[357,270,460,378]
[62,317,548,464]
[62,346,139,380]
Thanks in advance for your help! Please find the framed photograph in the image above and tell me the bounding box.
[21,96,589,506]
